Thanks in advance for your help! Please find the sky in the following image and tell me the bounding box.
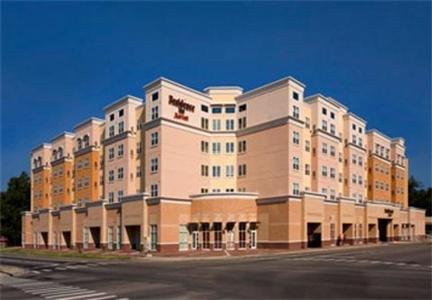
[1,1,431,190]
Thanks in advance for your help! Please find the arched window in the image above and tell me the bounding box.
[77,138,82,150]
[33,159,38,168]
[58,147,63,158]
[52,150,57,161]
[83,135,90,147]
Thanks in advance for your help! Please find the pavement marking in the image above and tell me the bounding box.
[42,269,53,272]
[32,270,41,274]
[45,290,94,299]
[33,288,82,295]
[56,267,68,270]
[59,292,107,300]
[89,295,117,300]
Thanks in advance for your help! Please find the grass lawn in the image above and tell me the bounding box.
[0,247,131,260]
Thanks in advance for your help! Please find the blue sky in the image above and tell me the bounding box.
[1,1,431,189]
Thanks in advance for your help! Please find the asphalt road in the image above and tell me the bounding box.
[1,242,431,299]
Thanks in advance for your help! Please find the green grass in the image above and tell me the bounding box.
[0,247,131,260]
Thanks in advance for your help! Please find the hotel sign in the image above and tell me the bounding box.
[168,95,195,121]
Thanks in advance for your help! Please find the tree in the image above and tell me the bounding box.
[408,176,432,216]
[0,172,30,245]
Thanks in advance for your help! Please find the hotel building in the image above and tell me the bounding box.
[22,76,426,253]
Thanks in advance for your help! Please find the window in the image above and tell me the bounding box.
[201,165,209,177]
[305,140,310,152]
[136,165,142,178]
[212,106,222,114]
[150,158,158,173]
[150,184,158,197]
[108,148,115,160]
[293,183,300,195]
[352,124,356,130]
[152,92,159,101]
[201,105,208,112]
[305,117,310,129]
[330,124,336,135]
[292,105,300,119]
[292,157,300,170]
[322,166,328,177]
[238,164,247,177]
[212,119,221,131]
[212,166,221,177]
[322,143,328,154]
[330,145,336,157]
[330,168,336,179]
[201,188,208,194]
[352,174,357,184]
[118,168,124,180]
[212,142,221,154]
[151,106,159,120]
[226,165,234,177]
[239,104,247,112]
[292,91,299,100]
[117,144,124,157]
[352,135,357,144]
[110,114,114,121]
[322,107,327,115]
[352,154,357,165]
[226,119,235,130]
[321,120,328,131]
[238,117,247,129]
[330,112,335,119]
[330,189,336,200]
[359,127,363,133]
[358,137,363,147]
[226,142,234,153]
[108,170,114,182]
[201,118,209,130]
[201,141,209,153]
[119,109,124,117]
[118,121,124,134]
[151,132,159,146]
[83,135,90,147]
[322,188,328,195]
[305,164,310,175]
[293,131,300,145]
[358,176,363,185]
[137,142,142,154]
[108,226,114,250]
[225,106,235,113]
[109,126,115,137]
[238,140,247,153]
[117,190,123,201]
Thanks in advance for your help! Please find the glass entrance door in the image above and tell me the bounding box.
[191,231,199,250]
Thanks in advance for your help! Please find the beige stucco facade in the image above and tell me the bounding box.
[23,76,426,253]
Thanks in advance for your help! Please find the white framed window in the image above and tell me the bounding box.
[150,184,158,197]
[109,126,115,137]
[352,174,357,184]
[352,134,357,144]
[117,190,123,201]
[321,166,328,177]
[151,132,159,146]
[226,142,234,153]
[292,105,300,119]
[292,157,300,170]
[358,175,363,185]
[321,120,328,131]
[305,140,310,152]
[136,165,142,178]
[118,121,125,134]
[212,119,221,131]
[305,164,310,175]
[293,183,300,195]
[212,142,221,154]
[212,166,221,177]
[108,170,114,182]
[330,189,336,200]
[352,154,357,164]
[226,119,235,130]
[330,168,336,179]
[330,145,336,157]
[150,158,158,173]
[226,165,234,177]
[151,106,159,120]
[322,143,328,154]
[117,144,124,157]
[108,192,114,203]
[201,165,209,176]
[201,141,209,153]
[358,156,363,166]
[238,140,247,153]
[118,167,124,180]
[330,124,336,135]
[293,131,300,144]
[238,164,247,177]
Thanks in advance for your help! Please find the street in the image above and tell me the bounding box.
[1,242,431,299]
